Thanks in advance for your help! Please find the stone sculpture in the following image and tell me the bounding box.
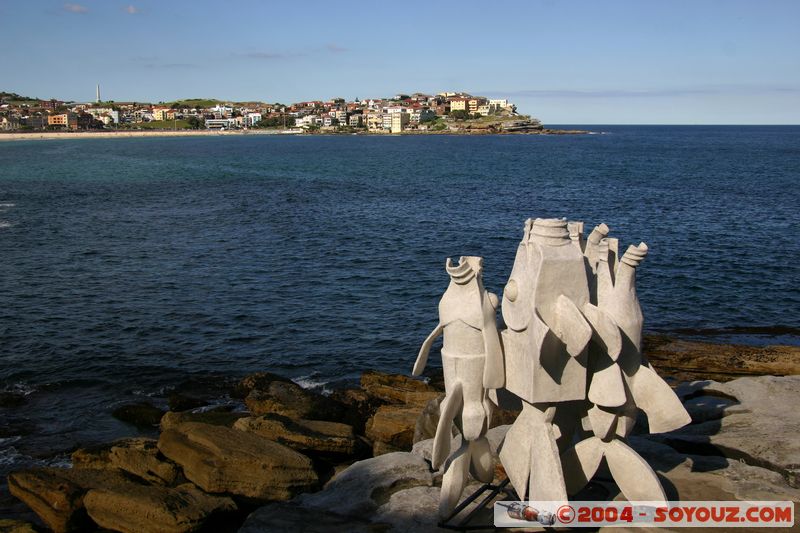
[416,218,690,517]
[412,256,504,516]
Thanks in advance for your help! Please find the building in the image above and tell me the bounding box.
[48,113,80,130]
[348,114,363,127]
[244,112,262,127]
[390,112,409,133]
[205,118,237,129]
[449,98,469,112]
[153,108,176,121]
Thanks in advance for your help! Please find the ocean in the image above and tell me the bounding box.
[1,126,799,508]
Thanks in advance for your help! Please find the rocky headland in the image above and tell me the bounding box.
[3,335,799,532]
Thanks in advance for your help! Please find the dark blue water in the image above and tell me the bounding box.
[1,127,799,498]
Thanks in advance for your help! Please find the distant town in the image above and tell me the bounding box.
[0,88,569,135]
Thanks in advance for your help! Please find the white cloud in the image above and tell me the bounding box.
[124,5,138,14]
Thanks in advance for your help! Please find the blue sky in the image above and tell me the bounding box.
[1,0,798,124]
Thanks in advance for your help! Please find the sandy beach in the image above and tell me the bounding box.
[0,129,302,142]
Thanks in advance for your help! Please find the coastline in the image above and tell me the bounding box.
[0,128,591,142]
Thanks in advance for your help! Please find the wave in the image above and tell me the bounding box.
[0,202,15,208]
[294,373,332,394]
[0,221,12,228]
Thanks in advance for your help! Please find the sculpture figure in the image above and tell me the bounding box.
[415,218,691,516]
[413,256,504,516]
[562,234,690,501]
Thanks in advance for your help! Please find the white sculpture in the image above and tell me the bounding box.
[416,218,691,517]
[412,256,504,517]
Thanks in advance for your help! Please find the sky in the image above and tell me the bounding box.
[1,0,799,124]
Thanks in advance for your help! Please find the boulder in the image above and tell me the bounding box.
[651,375,800,488]
[244,381,345,421]
[360,371,440,406]
[160,409,246,431]
[234,414,359,456]
[166,375,238,412]
[6,468,130,533]
[72,438,179,486]
[366,404,422,455]
[329,387,386,433]
[412,395,445,444]
[232,372,293,399]
[84,481,236,533]
[297,452,433,517]
[0,391,26,408]
[373,484,488,533]
[238,502,388,533]
[157,422,318,501]
[111,402,165,428]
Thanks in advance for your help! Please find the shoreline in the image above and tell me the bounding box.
[0,128,591,142]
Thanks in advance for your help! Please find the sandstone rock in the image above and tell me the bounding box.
[111,402,165,428]
[329,387,386,434]
[643,334,800,383]
[84,481,236,533]
[297,452,433,517]
[239,502,389,533]
[651,375,800,488]
[0,519,38,533]
[244,381,345,421]
[72,437,179,486]
[232,372,293,399]
[234,414,359,456]
[366,404,421,455]
[160,409,246,431]
[360,371,440,406]
[6,468,130,533]
[158,422,318,501]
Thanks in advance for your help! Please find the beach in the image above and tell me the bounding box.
[0,129,301,141]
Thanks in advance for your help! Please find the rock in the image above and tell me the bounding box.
[232,372,293,399]
[629,437,800,503]
[112,402,165,428]
[72,438,179,486]
[244,381,345,421]
[360,371,440,406]
[166,375,238,412]
[160,409,246,431]
[329,388,386,434]
[234,414,359,456]
[412,395,445,444]
[652,375,800,488]
[372,484,488,533]
[297,452,433,517]
[6,468,130,533]
[84,481,236,533]
[157,422,318,501]
[238,502,388,533]
[0,519,38,533]
[167,393,208,413]
[366,404,422,455]
[643,334,800,382]
[0,391,26,408]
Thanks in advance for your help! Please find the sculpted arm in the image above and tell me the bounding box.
[413,322,444,376]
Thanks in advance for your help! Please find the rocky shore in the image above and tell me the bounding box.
[3,335,799,532]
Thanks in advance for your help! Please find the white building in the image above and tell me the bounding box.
[245,112,262,127]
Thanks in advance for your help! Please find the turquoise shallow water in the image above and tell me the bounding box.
[0,127,799,500]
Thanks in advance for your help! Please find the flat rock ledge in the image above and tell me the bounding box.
[158,422,319,502]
